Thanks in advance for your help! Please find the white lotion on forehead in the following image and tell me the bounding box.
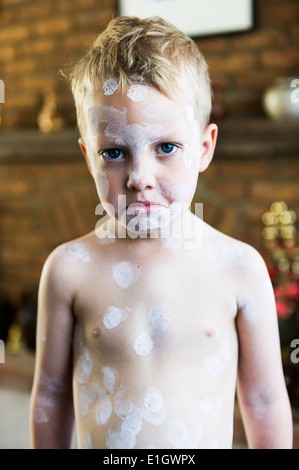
[102,78,118,96]
[112,261,140,289]
[127,84,148,102]
[77,347,93,384]
[87,105,127,138]
[199,396,223,418]
[142,103,186,130]
[101,367,115,394]
[203,356,224,377]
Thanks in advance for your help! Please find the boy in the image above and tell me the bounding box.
[30,16,293,449]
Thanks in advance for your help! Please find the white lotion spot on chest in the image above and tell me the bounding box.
[78,382,99,416]
[199,396,223,418]
[102,306,127,330]
[77,347,93,384]
[167,418,188,447]
[68,242,91,263]
[112,261,141,289]
[219,338,231,360]
[95,394,112,424]
[101,367,115,394]
[134,331,154,356]
[114,389,134,419]
[141,386,166,425]
[203,356,224,377]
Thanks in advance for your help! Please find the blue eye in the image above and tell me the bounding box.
[157,143,177,155]
[102,149,124,160]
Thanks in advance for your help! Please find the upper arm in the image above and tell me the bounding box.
[33,250,75,393]
[235,245,287,408]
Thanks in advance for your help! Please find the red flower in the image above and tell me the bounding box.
[276,301,293,319]
[285,283,299,300]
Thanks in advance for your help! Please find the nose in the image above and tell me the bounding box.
[126,155,155,192]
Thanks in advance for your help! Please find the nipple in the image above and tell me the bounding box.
[205,328,215,338]
[92,327,101,338]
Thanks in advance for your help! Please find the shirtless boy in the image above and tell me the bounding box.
[30,16,293,449]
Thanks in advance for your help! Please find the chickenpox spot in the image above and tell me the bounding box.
[141,386,166,426]
[114,389,134,419]
[34,407,48,424]
[102,78,118,96]
[134,331,154,356]
[167,418,188,447]
[68,242,91,263]
[127,84,148,102]
[203,356,224,377]
[78,382,99,416]
[102,306,129,330]
[95,394,112,424]
[199,396,223,418]
[205,328,215,338]
[77,347,93,384]
[101,367,115,394]
[112,261,141,289]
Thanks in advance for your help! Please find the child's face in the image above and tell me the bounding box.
[80,82,217,235]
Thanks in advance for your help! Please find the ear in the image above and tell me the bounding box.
[198,123,218,173]
[78,137,93,176]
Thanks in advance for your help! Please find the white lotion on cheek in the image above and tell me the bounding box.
[96,171,109,198]
[102,78,118,96]
[112,261,141,289]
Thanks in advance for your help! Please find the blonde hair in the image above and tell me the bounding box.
[67,16,212,137]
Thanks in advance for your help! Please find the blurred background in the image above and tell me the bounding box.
[0,0,298,449]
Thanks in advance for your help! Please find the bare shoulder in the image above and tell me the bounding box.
[41,230,99,296]
[203,221,269,278]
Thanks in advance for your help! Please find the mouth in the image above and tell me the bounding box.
[127,201,164,215]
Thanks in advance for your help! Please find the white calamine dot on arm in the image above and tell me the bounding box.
[102,78,118,95]
[33,407,48,424]
[127,84,148,102]
[112,261,140,289]
[39,371,65,393]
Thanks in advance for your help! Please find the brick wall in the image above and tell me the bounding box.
[0,0,298,127]
[0,0,298,302]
